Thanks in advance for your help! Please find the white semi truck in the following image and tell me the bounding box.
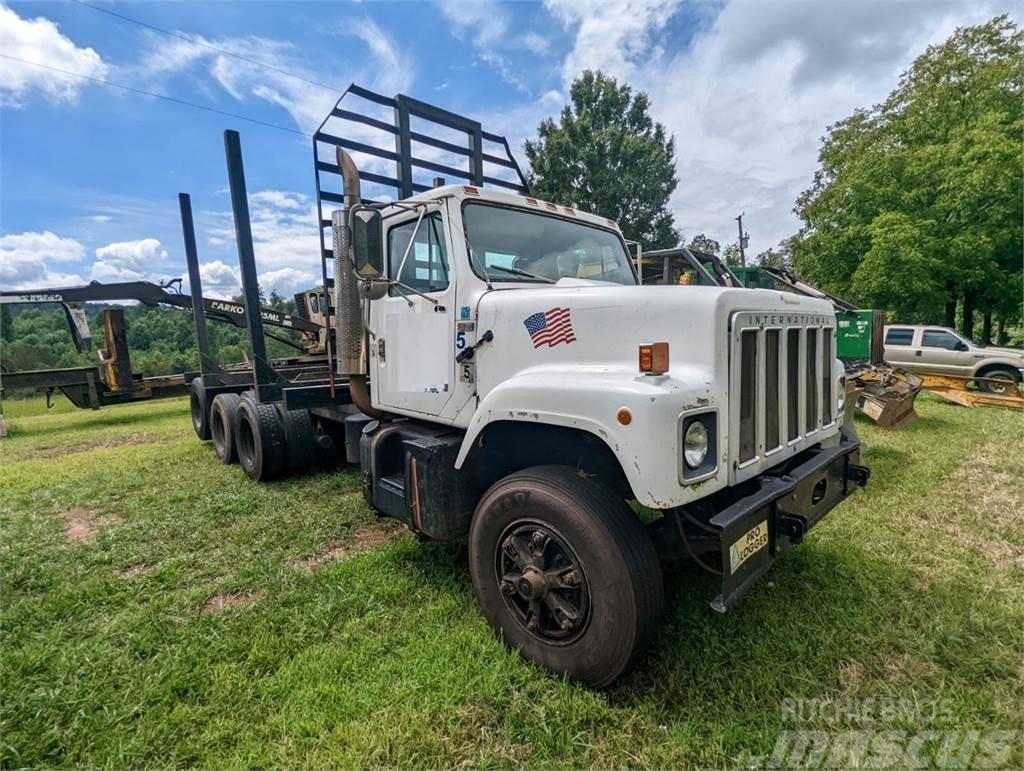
[191,86,869,687]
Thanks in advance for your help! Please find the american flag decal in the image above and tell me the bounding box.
[523,307,577,348]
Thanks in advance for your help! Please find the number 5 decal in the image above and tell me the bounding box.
[456,330,467,350]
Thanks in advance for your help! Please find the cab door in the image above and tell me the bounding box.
[883,327,917,369]
[371,209,456,418]
[918,328,974,375]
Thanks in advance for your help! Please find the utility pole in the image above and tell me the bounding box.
[735,213,749,267]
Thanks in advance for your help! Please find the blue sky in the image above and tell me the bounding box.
[0,0,1007,297]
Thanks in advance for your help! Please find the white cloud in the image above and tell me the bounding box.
[136,22,413,136]
[204,191,321,297]
[0,4,108,106]
[90,215,113,223]
[437,0,509,47]
[0,231,87,289]
[544,0,1003,254]
[90,238,169,282]
[545,0,681,87]
[196,260,241,299]
[520,31,551,56]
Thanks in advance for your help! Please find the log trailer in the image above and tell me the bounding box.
[183,85,870,686]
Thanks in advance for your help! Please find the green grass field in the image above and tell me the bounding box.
[2,394,1022,767]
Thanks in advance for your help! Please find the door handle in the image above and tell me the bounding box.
[915,351,922,357]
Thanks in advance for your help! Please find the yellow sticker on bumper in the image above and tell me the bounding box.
[729,520,769,574]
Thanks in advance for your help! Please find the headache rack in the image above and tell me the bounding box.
[311,83,529,391]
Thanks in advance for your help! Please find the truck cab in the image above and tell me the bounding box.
[341,180,868,686]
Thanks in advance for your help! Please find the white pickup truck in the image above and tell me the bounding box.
[332,163,869,686]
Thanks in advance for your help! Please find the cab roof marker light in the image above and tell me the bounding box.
[545,202,559,211]
[564,207,576,216]
[526,197,539,206]
[464,186,479,196]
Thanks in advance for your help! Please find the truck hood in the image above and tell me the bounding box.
[976,345,1024,359]
[474,283,834,395]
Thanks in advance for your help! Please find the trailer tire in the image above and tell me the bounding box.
[468,465,663,688]
[189,378,211,441]
[210,393,242,464]
[277,405,316,473]
[235,398,287,481]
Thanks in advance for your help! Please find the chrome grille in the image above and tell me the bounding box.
[730,311,837,483]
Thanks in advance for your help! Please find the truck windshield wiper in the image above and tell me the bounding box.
[487,264,555,283]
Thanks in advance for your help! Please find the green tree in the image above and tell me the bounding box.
[0,304,13,344]
[791,16,1022,335]
[722,244,742,267]
[686,233,720,256]
[525,70,680,250]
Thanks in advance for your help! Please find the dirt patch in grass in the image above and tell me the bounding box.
[906,453,1024,568]
[949,456,1022,528]
[882,652,939,683]
[838,660,865,691]
[32,432,154,459]
[64,507,123,544]
[201,590,262,614]
[287,525,398,572]
[116,563,155,579]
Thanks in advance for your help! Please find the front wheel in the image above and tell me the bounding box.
[978,368,1020,395]
[468,465,663,688]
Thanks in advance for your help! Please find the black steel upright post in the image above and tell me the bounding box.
[224,130,276,402]
[178,192,220,381]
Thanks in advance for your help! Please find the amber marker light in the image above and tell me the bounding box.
[638,342,670,375]
[617,408,633,425]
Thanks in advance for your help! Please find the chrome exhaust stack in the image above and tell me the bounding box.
[332,147,365,376]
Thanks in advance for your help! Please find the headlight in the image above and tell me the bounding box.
[683,420,708,469]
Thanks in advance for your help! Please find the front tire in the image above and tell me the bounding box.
[468,465,663,688]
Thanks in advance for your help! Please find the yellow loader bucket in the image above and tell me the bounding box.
[919,373,1024,410]
[849,366,923,430]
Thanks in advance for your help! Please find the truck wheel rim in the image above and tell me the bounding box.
[495,521,591,643]
[989,377,1010,394]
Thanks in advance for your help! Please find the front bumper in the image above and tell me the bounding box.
[706,427,867,612]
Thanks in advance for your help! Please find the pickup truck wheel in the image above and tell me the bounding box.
[978,368,1019,395]
[210,393,242,464]
[468,465,663,688]
[189,378,211,441]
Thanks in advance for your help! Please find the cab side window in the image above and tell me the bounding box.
[885,328,914,346]
[388,213,449,295]
[921,330,961,350]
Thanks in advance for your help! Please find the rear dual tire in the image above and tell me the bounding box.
[468,465,664,688]
[210,393,242,464]
[235,396,288,481]
[189,378,211,441]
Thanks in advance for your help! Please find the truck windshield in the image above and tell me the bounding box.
[463,202,636,285]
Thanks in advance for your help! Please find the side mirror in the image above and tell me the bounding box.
[351,208,384,279]
[955,341,969,351]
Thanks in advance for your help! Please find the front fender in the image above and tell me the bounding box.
[454,365,724,509]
